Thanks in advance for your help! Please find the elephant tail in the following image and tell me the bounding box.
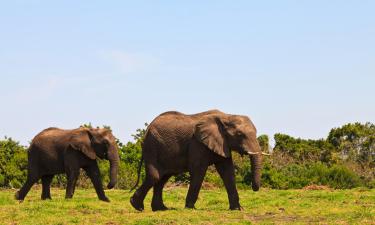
[129,155,143,192]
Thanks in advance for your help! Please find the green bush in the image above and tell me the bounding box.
[327,164,362,188]
[0,137,28,188]
[251,162,363,189]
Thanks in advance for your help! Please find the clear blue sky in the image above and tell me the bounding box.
[1,1,374,145]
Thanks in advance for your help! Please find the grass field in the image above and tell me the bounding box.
[0,186,374,225]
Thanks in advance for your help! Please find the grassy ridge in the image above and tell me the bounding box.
[0,187,374,225]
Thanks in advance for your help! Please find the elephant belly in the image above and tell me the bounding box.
[157,141,188,174]
[37,149,65,175]
[159,155,188,174]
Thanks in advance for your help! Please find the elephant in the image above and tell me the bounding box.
[15,126,120,202]
[130,110,266,211]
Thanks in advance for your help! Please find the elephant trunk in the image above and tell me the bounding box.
[247,140,262,191]
[250,154,262,191]
[107,145,119,189]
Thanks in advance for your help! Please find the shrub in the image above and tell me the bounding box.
[327,164,362,189]
[253,162,363,189]
[0,137,28,188]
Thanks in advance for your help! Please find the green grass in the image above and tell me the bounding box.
[0,186,374,225]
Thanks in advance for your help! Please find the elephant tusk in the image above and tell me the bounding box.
[246,151,260,155]
[246,151,271,156]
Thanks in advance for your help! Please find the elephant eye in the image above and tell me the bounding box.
[103,139,110,146]
[236,131,244,137]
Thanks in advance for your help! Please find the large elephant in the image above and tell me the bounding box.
[15,127,120,202]
[130,110,266,211]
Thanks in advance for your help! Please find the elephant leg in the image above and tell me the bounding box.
[185,166,208,209]
[215,160,241,210]
[41,175,54,200]
[65,169,79,199]
[131,163,160,211]
[151,174,172,211]
[84,164,109,202]
[15,174,39,201]
[16,156,39,201]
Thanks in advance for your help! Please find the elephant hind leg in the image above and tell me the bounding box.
[16,153,39,201]
[16,174,39,201]
[151,174,172,211]
[130,163,161,211]
[41,175,54,200]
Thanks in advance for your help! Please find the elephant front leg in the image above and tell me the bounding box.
[65,169,79,199]
[215,160,242,210]
[84,164,109,202]
[185,166,207,209]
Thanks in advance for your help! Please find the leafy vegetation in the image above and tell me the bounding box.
[0,137,28,188]
[0,122,374,190]
[261,122,374,189]
[0,187,373,225]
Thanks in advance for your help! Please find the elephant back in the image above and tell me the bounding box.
[146,112,195,152]
[145,110,226,154]
[189,109,224,118]
[30,128,71,152]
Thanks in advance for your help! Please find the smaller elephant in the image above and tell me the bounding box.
[15,127,120,202]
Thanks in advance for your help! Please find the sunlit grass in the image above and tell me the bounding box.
[0,186,374,224]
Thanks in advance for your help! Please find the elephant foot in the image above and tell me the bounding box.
[99,196,110,202]
[130,196,144,211]
[230,205,243,211]
[152,203,168,212]
[41,196,52,200]
[185,203,196,209]
[15,191,23,201]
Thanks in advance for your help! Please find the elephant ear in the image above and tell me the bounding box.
[69,128,96,160]
[194,116,231,158]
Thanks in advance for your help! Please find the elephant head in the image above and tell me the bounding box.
[195,114,264,191]
[70,127,119,189]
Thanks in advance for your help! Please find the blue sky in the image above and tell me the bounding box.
[1,1,374,145]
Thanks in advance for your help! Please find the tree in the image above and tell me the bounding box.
[328,122,375,164]
[257,134,270,153]
[273,134,331,162]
